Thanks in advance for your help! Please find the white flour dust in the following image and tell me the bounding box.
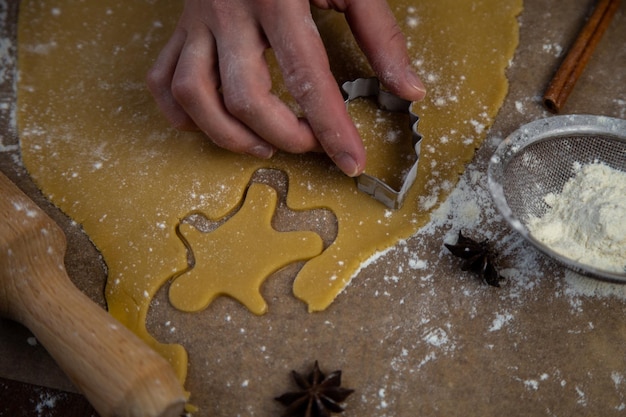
[527,162,626,273]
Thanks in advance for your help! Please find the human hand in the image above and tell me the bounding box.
[147,0,426,177]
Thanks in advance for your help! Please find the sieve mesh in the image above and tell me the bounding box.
[488,115,626,282]
[502,135,626,222]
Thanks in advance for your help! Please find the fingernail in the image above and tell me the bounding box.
[248,144,274,159]
[406,67,427,97]
[334,152,361,177]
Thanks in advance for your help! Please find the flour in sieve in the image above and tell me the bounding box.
[527,162,626,273]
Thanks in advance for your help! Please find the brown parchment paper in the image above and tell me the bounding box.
[1,0,626,416]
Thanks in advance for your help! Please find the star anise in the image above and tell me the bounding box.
[275,361,354,417]
[444,230,503,287]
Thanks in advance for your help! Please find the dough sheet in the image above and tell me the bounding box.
[17,0,521,384]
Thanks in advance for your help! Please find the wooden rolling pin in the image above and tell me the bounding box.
[0,172,185,417]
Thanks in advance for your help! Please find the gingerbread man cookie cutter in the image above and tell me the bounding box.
[341,77,423,210]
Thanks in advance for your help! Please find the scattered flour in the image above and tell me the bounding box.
[527,162,626,273]
[35,392,62,416]
[564,270,626,300]
[489,312,514,332]
[542,42,563,57]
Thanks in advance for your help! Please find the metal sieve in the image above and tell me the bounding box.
[488,114,626,283]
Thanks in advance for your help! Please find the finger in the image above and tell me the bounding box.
[215,23,320,155]
[343,0,426,101]
[146,29,198,130]
[171,24,276,158]
[259,1,366,176]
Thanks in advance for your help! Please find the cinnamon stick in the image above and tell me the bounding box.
[543,0,621,113]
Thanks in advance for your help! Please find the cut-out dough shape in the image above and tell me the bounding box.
[170,183,324,315]
[17,0,522,384]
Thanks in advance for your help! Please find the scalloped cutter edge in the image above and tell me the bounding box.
[341,77,423,209]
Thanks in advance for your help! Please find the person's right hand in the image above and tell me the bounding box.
[147,0,426,177]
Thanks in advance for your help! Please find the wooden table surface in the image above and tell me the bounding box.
[0,377,96,417]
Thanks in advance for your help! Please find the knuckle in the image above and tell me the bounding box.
[388,22,406,44]
[170,74,199,105]
[315,126,342,152]
[145,65,169,96]
[283,66,323,104]
[145,68,160,92]
[222,89,254,119]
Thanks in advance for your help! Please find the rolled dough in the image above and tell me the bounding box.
[17,0,521,385]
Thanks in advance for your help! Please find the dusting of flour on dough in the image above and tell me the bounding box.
[527,162,626,273]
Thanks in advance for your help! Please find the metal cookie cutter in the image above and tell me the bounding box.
[341,77,423,209]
